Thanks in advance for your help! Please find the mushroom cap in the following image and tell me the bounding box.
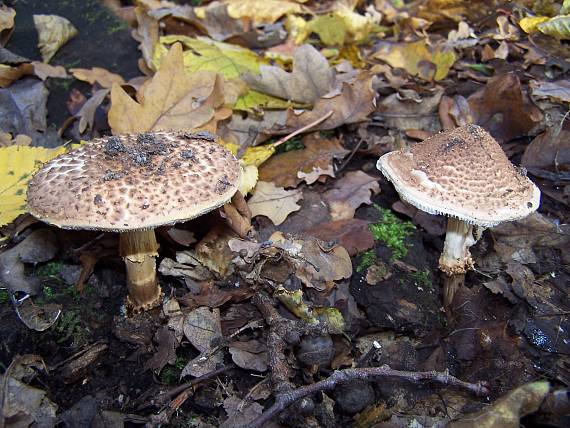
[27,131,241,231]
[377,124,540,227]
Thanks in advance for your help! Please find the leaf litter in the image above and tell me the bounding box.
[0,0,569,427]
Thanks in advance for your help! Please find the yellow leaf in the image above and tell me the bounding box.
[33,14,78,63]
[153,36,293,111]
[373,39,456,81]
[519,16,550,34]
[108,42,225,134]
[0,5,15,34]
[0,145,67,227]
[223,142,276,167]
[286,7,383,46]
[238,163,259,195]
[208,0,304,25]
[537,15,570,39]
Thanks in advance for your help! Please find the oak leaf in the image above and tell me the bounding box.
[108,42,225,134]
[248,181,302,225]
[70,67,125,88]
[244,44,333,104]
[323,171,380,220]
[259,134,349,188]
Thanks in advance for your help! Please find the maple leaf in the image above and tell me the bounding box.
[0,145,67,226]
[243,44,334,104]
[258,134,349,188]
[323,171,380,221]
[247,181,302,225]
[108,42,225,134]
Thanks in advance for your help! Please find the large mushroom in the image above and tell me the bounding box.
[376,124,540,309]
[27,131,240,312]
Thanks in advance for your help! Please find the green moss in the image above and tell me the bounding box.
[42,285,55,301]
[0,289,8,305]
[54,311,90,348]
[35,261,63,278]
[275,137,304,154]
[356,249,376,272]
[160,356,187,385]
[369,204,415,260]
[409,269,432,289]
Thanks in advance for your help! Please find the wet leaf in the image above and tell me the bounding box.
[109,43,225,133]
[258,135,349,188]
[323,171,380,221]
[33,14,78,63]
[243,44,334,104]
[0,145,68,226]
[247,181,303,225]
[372,39,456,81]
[448,381,550,428]
[70,67,125,88]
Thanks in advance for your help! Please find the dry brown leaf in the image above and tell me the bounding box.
[134,6,159,70]
[248,181,302,225]
[70,67,125,88]
[244,44,333,104]
[32,62,68,80]
[303,218,374,256]
[0,63,33,87]
[0,132,32,147]
[77,89,110,134]
[521,128,570,175]
[468,73,543,142]
[33,14,78,63]
[272,72,376,134]
[258,134,349,188]
[108,43,225,134]
[181,307,223,377]
[323,171,380,221]
[530,79,570,103]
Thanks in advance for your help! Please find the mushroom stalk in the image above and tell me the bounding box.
[439,218,476,308]
[119,229,162,311]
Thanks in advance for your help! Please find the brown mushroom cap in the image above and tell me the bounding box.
[377,124,540,227]
[27,131,240,231]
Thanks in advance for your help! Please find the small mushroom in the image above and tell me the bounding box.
[27,131,241,312]
[377,124,540,310]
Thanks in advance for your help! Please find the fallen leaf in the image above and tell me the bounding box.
[519,16,551,34]
[144,327,178,373]
[303,218,374,256]
[286,6,381,46]
[248,181,303,225]
[273,72,376,134]
[194,225,237,277]
[258,134,349,188]
[468,73,543,142]
[204,0,304,25]
[0,5,16,45]
[134,5,159,70]
[182,307,223,377]
[109,43,225,133]
[0,132,31,147]
[537,15,570,39]
[229,340,268,372]
[70,67,126,88]
[530,79,570,103]
[372,39,456,81]
[32,62,68,80]
[323,171,380,221]
[377,88,443,131]
[33,14,78,63]
[521,128,570,175]
[448,381,549,428]
[0,145,68,226]
[243,44,334,104]
[220,396,263,428]
[0,63,33,87]
[76,88,109,134]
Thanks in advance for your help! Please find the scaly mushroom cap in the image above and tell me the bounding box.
[377,124,540,227]
[27,131,240,231]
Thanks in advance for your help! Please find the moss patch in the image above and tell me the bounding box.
[369,204,415,260]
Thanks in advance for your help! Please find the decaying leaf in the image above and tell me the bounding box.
[70,67,126,88]
[323,171,380,221]
[258,135,349,188]
[448,381,550,428]
[76,88,109,134]
[220,396,263,428]
[303,218,374,256]
[144,327,178,373]
[0,5,16,45]
[32,62,68,81]
[243,44,333,104]
[182,307,223,377]
[247,181,303,225]
[109,43,225,134]
[33,14,78,63]
[372,39,456,81]
[0,63,33,87]
[228,340,268,372]
[0,145,68,226]
[530,79,570,104]
[537,15,570,39]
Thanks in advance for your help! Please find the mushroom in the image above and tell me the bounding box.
[376,124,540,309]
[27,131,241,312]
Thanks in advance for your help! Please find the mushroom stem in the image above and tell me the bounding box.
[439,218,476,308]
[119,229,162,311]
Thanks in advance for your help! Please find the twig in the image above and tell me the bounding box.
[272,110,334,148]
[251,292,489,428]
[249,366,489,428]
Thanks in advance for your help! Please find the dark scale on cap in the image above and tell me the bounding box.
[104,137,126,156]
[27,131,241,231]
[183,131,216,141]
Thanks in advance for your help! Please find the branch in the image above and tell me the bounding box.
[249,366,489,428]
